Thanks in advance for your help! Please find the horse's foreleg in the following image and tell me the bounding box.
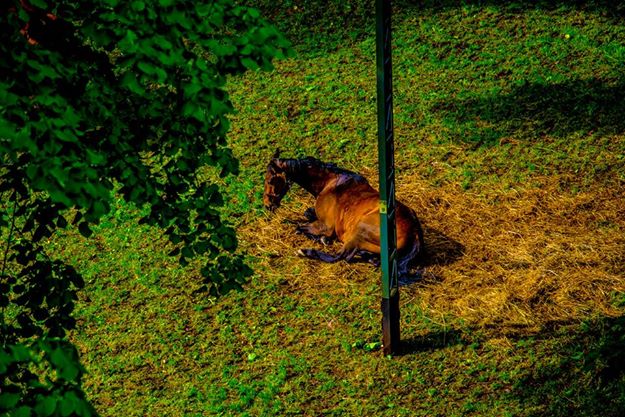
[297,247,359,263]
[297,248,342,263]
[297,240,359,263]
[296,220,334,244]
[298,247,380,267]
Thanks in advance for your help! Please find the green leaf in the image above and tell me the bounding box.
[0,349,12,373]
[49,166,68,187]
[28,0,48,8]
[119,30,138,53]
[181,246,194,258]
[26,164,39,181]
[60,392,78,417]
[50,348,79,381]
[0,393,20,410]
[247,8,260,19]
[61,107,81,128]
[364,342,382,352]
[137,60,155,75]
[34,396,56,417]
[86,149,106,165]
[131,1,144,11]
[73,398,94,417]
[120,71,144,95]
[55,129,79,143]
[49,188,73,208]
[10,345,31,361]
[165,9,191,29]
[241,57,259,70]
[182,102,204,122]
[11,406,32,417]
[183,82,202,99]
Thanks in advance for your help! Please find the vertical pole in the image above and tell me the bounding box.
[376,0,400,355]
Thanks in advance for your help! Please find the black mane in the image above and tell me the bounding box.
[296,157,365,180]
[270,156,368,196]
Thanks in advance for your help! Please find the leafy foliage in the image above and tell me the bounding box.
[1,0,291,414]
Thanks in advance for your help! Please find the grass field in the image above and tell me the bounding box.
[53,2,625,416]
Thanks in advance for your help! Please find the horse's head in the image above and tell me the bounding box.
[263,151,291,211]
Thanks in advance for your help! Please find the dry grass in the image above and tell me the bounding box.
[239,166,625,335]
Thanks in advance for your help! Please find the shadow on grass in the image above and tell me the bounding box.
[397,0,625,19]
[399,328,466,354]
[433,79,625,145]
[252,0,625,55]
[397,314,625,415]
[421,227,465,268]
[512,314,625,417]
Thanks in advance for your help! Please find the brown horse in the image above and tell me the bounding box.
[263,152,424,278]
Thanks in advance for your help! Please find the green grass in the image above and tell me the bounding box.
[51,2,625,416]
[226,5,625,196]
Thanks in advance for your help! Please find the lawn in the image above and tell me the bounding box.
[52,2,625,416]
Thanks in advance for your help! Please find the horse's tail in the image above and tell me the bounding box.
[397,210,425,284]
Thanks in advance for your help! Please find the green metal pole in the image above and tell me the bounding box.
[376,0,400,355]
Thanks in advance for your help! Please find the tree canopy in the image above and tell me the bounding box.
[0,0,291,414]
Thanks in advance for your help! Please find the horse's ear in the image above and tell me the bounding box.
[272,148,281,160]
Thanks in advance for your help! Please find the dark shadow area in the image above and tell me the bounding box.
[397,0,625,20]
[433,79,625,145]
[240,0,375,54]
[399,328,467,354]
[512,314,625,417]
[396,314,625,415]
[397,227,465,285]
[420,226,465,268]
[481,318,576,339]
[247,0,625,54]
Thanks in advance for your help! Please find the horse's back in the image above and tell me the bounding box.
[314,172,422,257]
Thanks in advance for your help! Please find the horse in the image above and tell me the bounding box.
[263,151,425,278]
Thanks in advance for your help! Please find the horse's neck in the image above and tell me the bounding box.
[278,159,336,197]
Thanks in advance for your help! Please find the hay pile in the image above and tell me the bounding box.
[239,168,625,335]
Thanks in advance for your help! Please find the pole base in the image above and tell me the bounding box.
[381,291,400,355]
